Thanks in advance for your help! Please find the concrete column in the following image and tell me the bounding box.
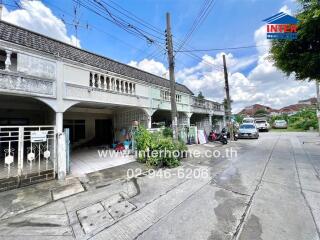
[55,112,66,180]
[57,133,66,180]
[56,112,63,133]
[186,112,193,127]
[208,114,213,125]
[147,115,152,129]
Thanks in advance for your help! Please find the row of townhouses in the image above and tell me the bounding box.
[0,20,224,191]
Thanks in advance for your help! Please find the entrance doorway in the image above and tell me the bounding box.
[95,119,113,145]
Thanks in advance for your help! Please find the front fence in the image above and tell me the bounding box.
[0,126,56,191]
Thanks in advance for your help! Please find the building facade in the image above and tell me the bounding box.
[0,21,224,187]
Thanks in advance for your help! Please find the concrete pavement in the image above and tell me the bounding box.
[0,132,319,240]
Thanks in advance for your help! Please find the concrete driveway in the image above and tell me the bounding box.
[0,132,319,240]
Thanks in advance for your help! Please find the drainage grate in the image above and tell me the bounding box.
[76,193,137,234]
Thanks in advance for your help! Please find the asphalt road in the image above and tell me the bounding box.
[0,132,319,240]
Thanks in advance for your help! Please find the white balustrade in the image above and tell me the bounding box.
[89,71,136,95]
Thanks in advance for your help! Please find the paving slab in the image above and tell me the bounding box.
[239,176,319,240]
[91,177,210,240]
[52,181,85,201]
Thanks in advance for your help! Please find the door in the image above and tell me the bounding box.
[95,119,113,145]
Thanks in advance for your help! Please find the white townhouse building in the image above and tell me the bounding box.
[0,21,224,191]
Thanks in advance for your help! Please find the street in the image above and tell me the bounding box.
[0,132,319,240]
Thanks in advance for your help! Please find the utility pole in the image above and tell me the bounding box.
[165,12,178,140]
[223,54,234,141]
[316,81,320,135]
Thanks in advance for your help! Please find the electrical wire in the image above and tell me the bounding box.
[175,0,217,53]
[175,44,269,52]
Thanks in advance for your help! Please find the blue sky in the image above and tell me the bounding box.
[38,0,296,68]
[2,0,315,112]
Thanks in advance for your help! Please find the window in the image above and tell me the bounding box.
[160,90,171,101]
[176,94,182,103]
[0,50,6,70]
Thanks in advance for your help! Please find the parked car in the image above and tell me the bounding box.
[273,120,288,129]
[238,124,259,139]
[255,119,270,132]
[242,117,255,125]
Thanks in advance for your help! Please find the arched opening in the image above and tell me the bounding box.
[151,109,172,128]
[64,102,148,176]
[0,95,55,126]
[0,95,56,181]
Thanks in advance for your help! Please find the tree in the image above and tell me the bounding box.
[234,114,244,124]
[270,0,320,133]
[270,0,320,81]
[254,109,268,116]
[197,91,205,100]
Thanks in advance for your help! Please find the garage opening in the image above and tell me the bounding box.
[0,95,56,190]
[151,109,172,128]
[65,103,148,177]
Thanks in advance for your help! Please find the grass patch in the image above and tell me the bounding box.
[270,127,307,132]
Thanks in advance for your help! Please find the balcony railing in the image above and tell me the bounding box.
[192,97,224,112]
[89,71,136,95]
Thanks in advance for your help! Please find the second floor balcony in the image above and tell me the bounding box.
[192,97,224,115]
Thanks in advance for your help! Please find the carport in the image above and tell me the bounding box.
[151,109,172,128]
[64,103,148,176]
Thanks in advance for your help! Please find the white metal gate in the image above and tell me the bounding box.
[0,126,56,179]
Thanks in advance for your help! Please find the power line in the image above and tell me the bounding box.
[175,44,269,52]
[87,0,166,43]
[176,0,217,53]
[88,0,222,69]
[81,0,167,59]
[6,0,164,63]
[73,0,156,43]
[82,0,223,70]
[95,0,164,35]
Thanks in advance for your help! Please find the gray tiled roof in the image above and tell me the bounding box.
[0,21,193,95]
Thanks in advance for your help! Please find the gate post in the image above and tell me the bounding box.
[17,127,24,176]
[64,128,70,174]
[57,132,66,180]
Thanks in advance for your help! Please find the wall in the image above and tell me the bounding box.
[191,114,211,134]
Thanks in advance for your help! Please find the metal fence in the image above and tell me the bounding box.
[0,126,56,179]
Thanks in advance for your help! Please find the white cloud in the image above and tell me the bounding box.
[2,0,80,47]
[279,5,292,15]
[125,5,314,113]
[175,5,315,113]
[128,59,168,78]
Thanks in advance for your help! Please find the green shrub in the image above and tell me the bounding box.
[290,109,318,130]
[134,126,186,168]
[134,126,151,162]
[162,127,173,137]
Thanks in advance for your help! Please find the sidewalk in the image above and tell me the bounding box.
[0,161,147,221]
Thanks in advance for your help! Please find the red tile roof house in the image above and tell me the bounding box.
[238,104,277,116]
[279,103,312,115]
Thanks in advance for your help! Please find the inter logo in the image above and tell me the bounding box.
[263,12,299,40]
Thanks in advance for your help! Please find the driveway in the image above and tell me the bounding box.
[0,132,319,240]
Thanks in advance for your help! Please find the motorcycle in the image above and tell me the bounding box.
[208,130,228,145]
[222,127,238,141]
